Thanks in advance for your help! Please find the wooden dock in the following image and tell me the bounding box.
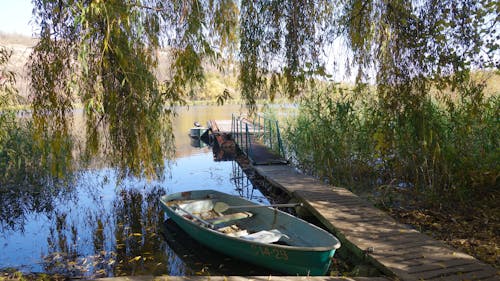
[207,120,233,149]
[208,119,233,133]
[208,119,287,165]
[254,165,499,281]
[246,138,287,165]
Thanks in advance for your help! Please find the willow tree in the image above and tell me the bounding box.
[239,0,499,105]
[29,0,239,179]
[341,0,499,97]
[0,48,20,177]
[237,0,498,197]
[339,0,499,190]
[28,0,498,179]
[239,0,336,110]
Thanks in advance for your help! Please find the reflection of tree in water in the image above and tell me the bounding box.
[43,211,82,276]
[0,178,76,232]
[112,186,168,277]
[38,185,168,278]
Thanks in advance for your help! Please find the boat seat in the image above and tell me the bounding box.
[217,224,249,237]
[207,211,253,225]
[240,229,290,244]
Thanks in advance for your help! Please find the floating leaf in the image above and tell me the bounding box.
[128,256,142,263]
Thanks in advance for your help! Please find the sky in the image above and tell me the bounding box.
[0,0,34,36]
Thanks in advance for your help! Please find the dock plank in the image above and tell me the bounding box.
[434,271,498,281]
[407,258,478,274]
[412,263,492,280]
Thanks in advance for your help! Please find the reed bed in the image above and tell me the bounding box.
[283,82,499,205]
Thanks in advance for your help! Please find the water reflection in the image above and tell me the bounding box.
[189,137,208,148]
[111,186,167,277]
[160,219,279,276]
[0,177,77,233]
[0,105,276,278]
[231,161,257,199]
[43,211,82,276]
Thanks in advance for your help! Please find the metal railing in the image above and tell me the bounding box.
[231,113,285,162]
[231,161,256,198]
[254,114,285,158]
[231,114,253,158]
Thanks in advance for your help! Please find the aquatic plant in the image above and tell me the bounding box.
[284,78,499,203]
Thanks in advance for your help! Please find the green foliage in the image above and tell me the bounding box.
[238,0,498,112]
[0,118,73,192]
[239,0,336,111]
[0,47,17,154]
[1,47,39,183]
[28,0,240,179]
[285,82,499,203]
[77,0,170,179]
[285,85,375,186]
[0,48,18,107]
[287,0,500,203]
[23,0,499,182]
[28,33,75,178]
[0,119,43,183]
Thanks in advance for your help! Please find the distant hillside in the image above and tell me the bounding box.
[2,32,497,105]
[0,32,36,99]
[0,33,240,104]
[0,32,37,46]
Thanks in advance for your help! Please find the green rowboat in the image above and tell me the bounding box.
[160,190,341,275]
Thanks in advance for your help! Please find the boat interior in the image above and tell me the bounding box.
[169,199,293,245]
[166,198,334,248]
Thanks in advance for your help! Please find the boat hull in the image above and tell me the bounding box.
[160,190,340,275]
[189,127,208,138]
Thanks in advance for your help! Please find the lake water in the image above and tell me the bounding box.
[0,105,279,278]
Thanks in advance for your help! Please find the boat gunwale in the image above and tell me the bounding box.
[160,191,341,252]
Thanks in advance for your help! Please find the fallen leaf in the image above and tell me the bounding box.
[128,256,142,263]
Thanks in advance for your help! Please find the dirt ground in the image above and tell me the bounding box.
[375,188,499,270]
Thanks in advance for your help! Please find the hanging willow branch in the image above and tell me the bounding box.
[28,0,239,179]
[239,0,336,111]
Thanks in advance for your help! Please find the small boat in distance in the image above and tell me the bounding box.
[189,121,208,139]
[160,190,341,276]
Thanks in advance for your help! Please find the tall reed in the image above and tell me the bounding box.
[284,82,499,204]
